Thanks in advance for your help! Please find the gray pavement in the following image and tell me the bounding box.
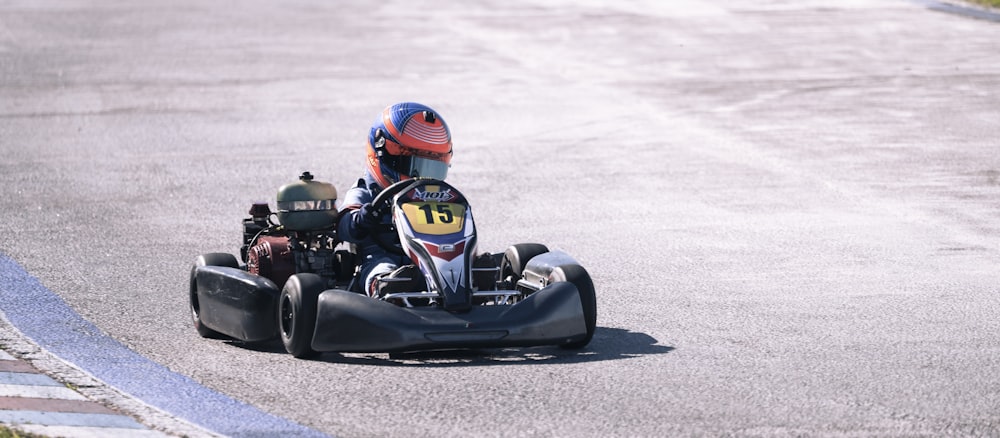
[1,1,999,437]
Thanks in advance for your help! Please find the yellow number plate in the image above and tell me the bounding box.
[400,202,466,235]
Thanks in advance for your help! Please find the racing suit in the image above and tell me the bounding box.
[337,171,410,296]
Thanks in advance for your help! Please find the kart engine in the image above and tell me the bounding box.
[240,172,351,288]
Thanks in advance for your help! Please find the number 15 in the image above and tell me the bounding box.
[418,203,454,224]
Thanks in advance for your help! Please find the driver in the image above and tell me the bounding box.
[337,102,453,297]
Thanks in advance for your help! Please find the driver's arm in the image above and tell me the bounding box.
[337,186,377,242]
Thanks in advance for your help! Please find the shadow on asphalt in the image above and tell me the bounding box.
[226,327,673,366]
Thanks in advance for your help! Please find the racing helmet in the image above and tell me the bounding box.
[366,102,453,188]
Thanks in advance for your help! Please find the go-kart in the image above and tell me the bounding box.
[189,172,596,358]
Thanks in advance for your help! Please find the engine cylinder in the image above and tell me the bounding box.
[247,236,295,288]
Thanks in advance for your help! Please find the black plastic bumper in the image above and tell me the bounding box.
[311,282,587,353]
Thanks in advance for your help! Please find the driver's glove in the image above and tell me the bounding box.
[354,202,381,230]
[346,203,381,240]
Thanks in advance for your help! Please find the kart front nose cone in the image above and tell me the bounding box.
[311,282,587,353]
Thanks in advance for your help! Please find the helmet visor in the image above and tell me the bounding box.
[398,155,449,180]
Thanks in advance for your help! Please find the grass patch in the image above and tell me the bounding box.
[0,425,46,438]
[967,0,1000,7]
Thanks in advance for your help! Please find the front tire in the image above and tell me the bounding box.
[500,243,549,292]
[279,273,324,358]
[550,264,597,349]
[190,253,239,339]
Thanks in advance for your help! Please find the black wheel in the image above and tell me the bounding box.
[189,253,239,339]
[279,273,324,358]
[550,264,597,349]
[499,243,549,291]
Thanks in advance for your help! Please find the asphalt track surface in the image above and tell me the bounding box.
[1,1,999,437]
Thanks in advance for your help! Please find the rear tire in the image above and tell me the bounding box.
[499,243,549,291]
[190,253,239,339]
[550,264,597,349]
[279,273,324,358]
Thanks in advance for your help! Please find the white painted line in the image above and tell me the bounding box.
[0,410,145,428]
[15,424,170,438]
[0,383,86,400]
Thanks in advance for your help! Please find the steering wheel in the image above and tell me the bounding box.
[366,178,440,255]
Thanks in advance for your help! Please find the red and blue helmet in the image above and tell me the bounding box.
[366,102,453,188]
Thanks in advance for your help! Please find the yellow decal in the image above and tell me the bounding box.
[400,202,465,235]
